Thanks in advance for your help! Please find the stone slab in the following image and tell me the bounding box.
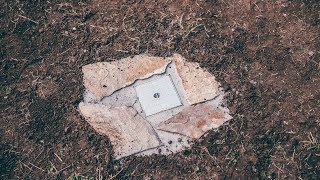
[79,102,161,159]
[172,54,220,105]
[82,54,170,100]
[157,103,232,139]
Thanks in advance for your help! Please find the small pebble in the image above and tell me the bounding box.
[308,51,314,56]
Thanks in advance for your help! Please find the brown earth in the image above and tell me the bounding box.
[0,0,319,179]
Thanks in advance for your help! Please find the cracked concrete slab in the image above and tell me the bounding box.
[172,54,220,105]
[79,102,161,159]
[82,55,170,100]
[157,103,232,139]
[79,54,232,159]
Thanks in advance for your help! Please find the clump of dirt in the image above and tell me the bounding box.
[0,0,319,179]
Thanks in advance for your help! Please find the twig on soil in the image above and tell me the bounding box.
[109,167,123,180]
[229,125,239,144]
[122,13,141,51]
[19,120,30,126]
[58,48,70,56]
[97,165,103,180]
[197,146,222,170]
[116,49,129,53]
[272,162,284,173]
[33,149,44,161]
[183,24,204,39]
[54,153,63,162]
[89,24,107,30]
[178,14,184,29]
[29,162,45,172]
[19,161,32,171]
[57,164,72,174]
[128,163,141,176]
[50,161,58,173]
[202,24,210,37]
[18,15,39,24]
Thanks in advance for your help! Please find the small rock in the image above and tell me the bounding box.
[249,80,257,85]
[308,51,314,56]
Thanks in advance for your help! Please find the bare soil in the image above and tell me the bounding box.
[1,0,319,179]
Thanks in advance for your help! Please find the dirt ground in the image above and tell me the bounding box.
[0,0,319,179]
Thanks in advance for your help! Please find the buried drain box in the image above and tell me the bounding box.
[134,75,182,116]
[79,54,232,159]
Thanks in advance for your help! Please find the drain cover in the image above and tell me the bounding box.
[134,75,182,116]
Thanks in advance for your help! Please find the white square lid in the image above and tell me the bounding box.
[134,75,182,116]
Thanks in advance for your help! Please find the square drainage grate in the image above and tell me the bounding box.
[134,75,182,116]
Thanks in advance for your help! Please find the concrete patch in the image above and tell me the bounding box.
[157,103,232,139]
[79,102,161,159]
[82,55,170,100]
[172,54,220,105]
[79,54,232,159]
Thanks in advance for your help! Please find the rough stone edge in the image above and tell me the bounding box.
[82,54,172,101]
